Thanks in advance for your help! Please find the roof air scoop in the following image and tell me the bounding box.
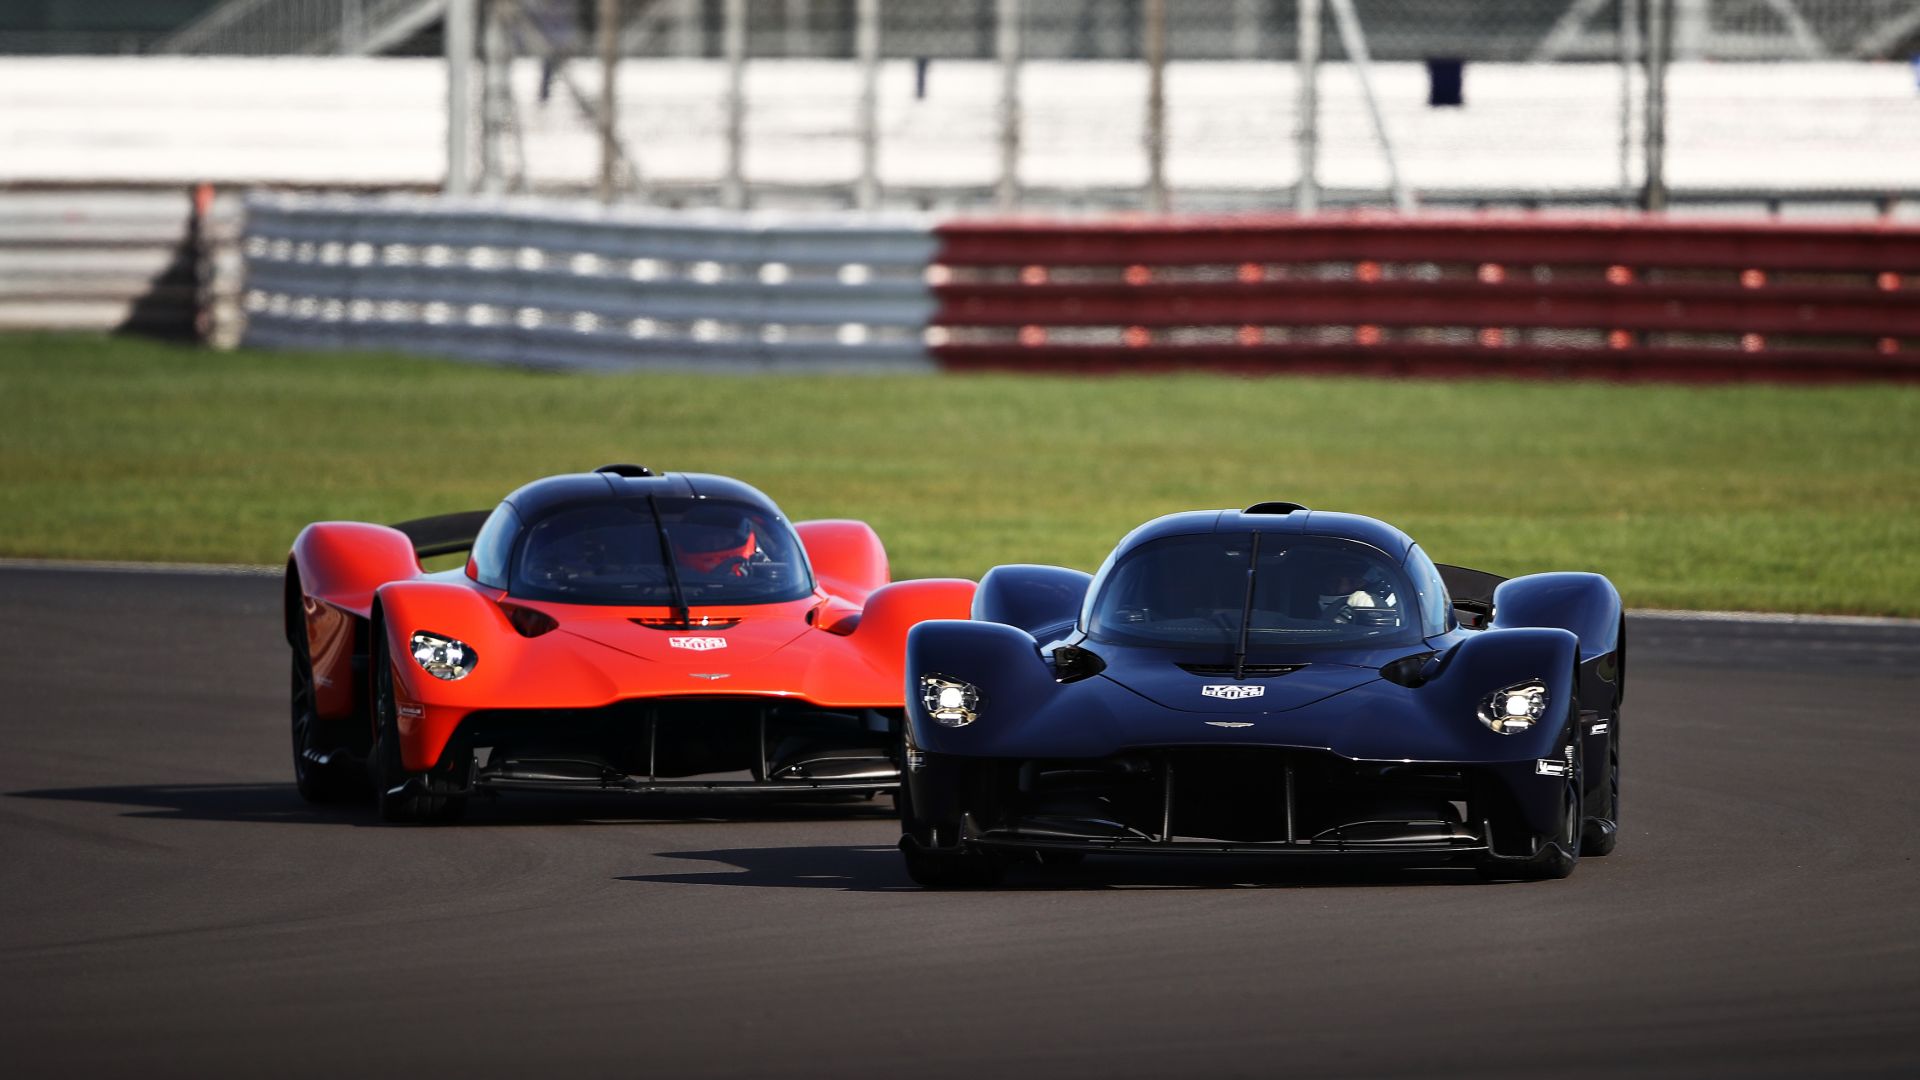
[594,463,656,478]
[1244,501,1308,515]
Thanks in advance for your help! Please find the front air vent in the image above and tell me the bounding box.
[1178,663,1305,677]
[594,463,655,478]
[500,602,559,638]
[1243,501,1308,515]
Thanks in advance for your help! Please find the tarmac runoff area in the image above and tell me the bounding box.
[1,564,1916,1079]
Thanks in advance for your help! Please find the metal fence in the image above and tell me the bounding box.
[425,0,1920,213]
[6,2,1917,213]
[241,192,936,369]
[929,213,1920,381]
[233,192,1920,382]
[53,1,1920,61]
[0,186,242,342]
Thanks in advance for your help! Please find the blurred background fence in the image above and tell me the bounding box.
[15,1,1919,61]
[5,1,1918,213]
[241,193,935,368]
[239,192,1920,381]
[0,186,242,342]
[2,1,1916,376]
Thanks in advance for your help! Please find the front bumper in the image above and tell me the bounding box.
[426,696,904,796]
[909,745,1560,861]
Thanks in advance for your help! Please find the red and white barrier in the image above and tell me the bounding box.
[928,213,1920,383]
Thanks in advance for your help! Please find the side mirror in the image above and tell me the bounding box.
[1047,641,1106,684]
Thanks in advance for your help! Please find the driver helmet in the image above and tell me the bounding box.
[672,509,757,576]
[1313,553,1375,613]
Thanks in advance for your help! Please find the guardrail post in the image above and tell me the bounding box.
[722,0,748,210]
[597,0,621,204]
[446,0,477,196]
[1295,0,1320,213]
[996,0,1022,211]
[1144,0,1168,214]
[855,0,881,210]
[1644,0,1671,212]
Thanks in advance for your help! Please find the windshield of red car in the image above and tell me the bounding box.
[512,498,812,606]
[1086,534,1422,650]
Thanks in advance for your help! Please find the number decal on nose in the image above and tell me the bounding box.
[1200,684,1264,700]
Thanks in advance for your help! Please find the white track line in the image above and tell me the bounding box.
[0,557,281,577]
[4,556,1917,628]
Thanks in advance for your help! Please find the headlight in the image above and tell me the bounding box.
[410,631,478,681]
[919,674,981,728]
[1478,680,1546,734]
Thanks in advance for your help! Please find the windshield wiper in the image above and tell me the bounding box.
[645,494,692,629]
[1233,531,1261,680]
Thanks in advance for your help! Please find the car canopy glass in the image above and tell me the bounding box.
[1087,533,1423,651]
[512,497,812,606]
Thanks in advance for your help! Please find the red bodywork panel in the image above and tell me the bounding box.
[291,516,974,772]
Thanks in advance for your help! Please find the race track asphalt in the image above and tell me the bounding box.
[2,566,1916,1079]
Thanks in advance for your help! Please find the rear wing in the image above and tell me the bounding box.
[390,510,493,559]
[1437,564,1505,628]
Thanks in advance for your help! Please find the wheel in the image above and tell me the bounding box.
[1480,721,1583,882]
[1582,710,1620,856]
[900,838,1005,888]
[896,768,1002,887]
[371,626,466,825]
[290,629,357,803]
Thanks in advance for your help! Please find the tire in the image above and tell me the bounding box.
[371,626,466,825]
[900,838,1005,888]
[896,768,1003,887]
[290,629,357,803]
[1480,719,1583,882]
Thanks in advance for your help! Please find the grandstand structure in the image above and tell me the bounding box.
[4,1,1917,61]
[3,2,1914,215]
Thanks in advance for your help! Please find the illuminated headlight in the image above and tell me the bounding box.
[919,674,981,728]
[410,631,477,681]
[1478,681,1547,734]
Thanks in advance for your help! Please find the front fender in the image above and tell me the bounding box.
[289,521,423,721]
[796,519,889,604]
[375,581,621,771]
[1493,572,1622,663]
[848,578,977,676]
[972,564,1091,639]
[905,620,1059,754]
[292,521,420,619]
[1384,626,1583,764]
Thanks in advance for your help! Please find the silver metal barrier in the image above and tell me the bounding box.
[0,188,240,341]
[240,194,937,372]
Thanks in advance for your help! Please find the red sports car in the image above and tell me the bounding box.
[286,465,975,822]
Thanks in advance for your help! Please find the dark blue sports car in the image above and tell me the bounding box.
[898,502,1624,886]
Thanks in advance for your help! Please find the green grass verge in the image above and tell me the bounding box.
[3,331,1918,616]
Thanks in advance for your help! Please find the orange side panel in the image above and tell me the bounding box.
[288,521,424,722]
[847,578,978,679]
[291,521,422,618]
[795,520,889,605]
[303,594,359,720]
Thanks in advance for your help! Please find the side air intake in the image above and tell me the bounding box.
[1244,501,1308,515]
[594,463,656,478]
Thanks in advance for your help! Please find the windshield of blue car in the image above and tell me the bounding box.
[511,498,813,606]
[1086,534,1423,650]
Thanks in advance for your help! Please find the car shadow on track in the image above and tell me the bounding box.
[5,784,901,827]
[620,844,1487,892]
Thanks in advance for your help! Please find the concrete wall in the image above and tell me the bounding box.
[3,57,1915,204]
